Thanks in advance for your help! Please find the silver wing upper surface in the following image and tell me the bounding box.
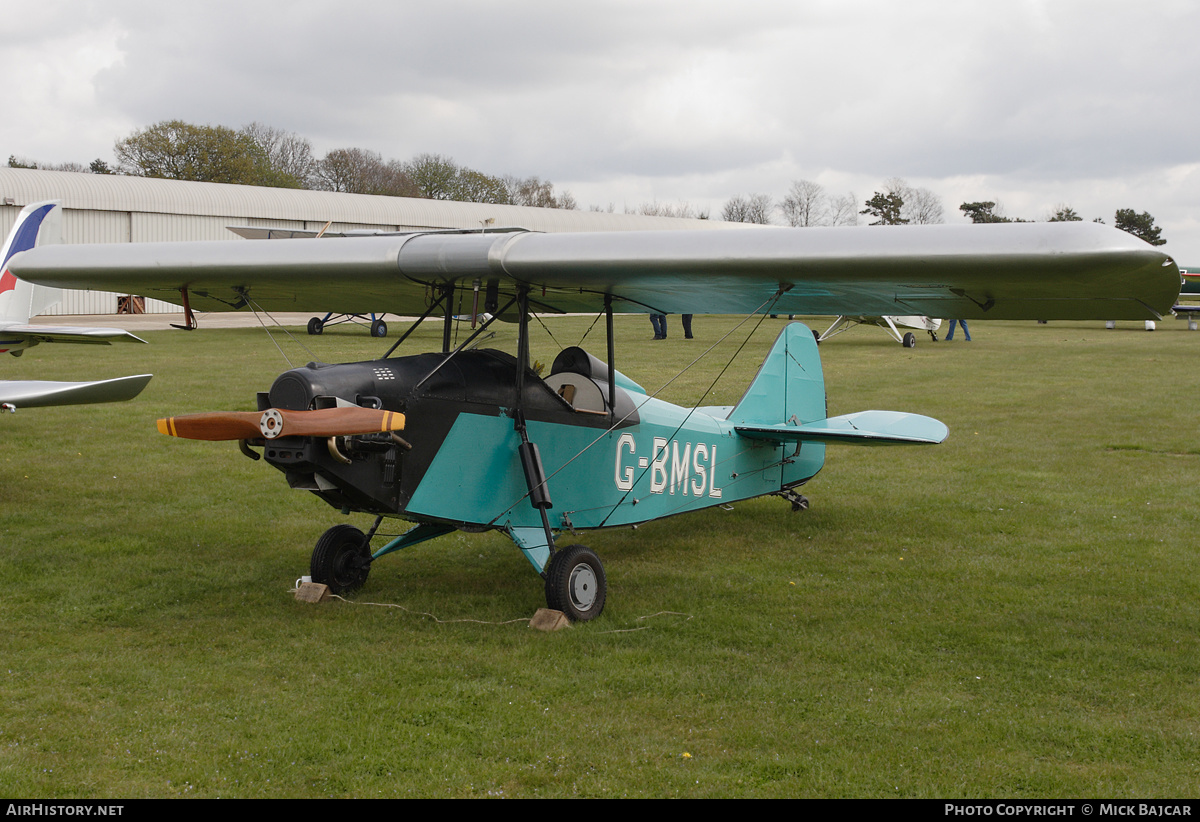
[9,222,1180,321]
[0,374,152,409]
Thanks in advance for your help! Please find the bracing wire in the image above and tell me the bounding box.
[245,298,320,369]
[486,291,789,529]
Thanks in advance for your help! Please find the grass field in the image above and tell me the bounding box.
[1,313,1198,798]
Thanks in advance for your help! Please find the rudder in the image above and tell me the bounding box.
[728,321,826,426]
[0,201,62,323]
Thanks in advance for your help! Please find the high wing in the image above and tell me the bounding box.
[10,221,1180,321]
[0,374,152,410]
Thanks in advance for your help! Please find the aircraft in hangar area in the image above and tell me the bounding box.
[0,201,150,410]
[10,221,1179,619]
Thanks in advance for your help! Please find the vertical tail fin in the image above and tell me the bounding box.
[728,322,826,426]
[0,201,62,323]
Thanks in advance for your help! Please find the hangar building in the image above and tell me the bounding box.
[0,167,734,315]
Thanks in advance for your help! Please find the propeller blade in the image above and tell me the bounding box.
[263,407,406,439]
[157,408,406,441]
[157,412,263,441]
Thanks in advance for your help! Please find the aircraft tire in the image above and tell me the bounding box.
[308,317,324,335]
[545,544,606,622]
[311,524,371,594]
[371,320,388,338]
[902,332,916,348]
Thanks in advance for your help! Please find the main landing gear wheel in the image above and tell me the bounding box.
[307,317,324,335]
[545,544,607,622]
[902,331,916,348]
[311,524,371,594]
[370,319,388,338]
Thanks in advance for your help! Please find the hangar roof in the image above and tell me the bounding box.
[0,167,741,234]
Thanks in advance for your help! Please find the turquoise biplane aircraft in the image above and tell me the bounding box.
[10,222,1179,619]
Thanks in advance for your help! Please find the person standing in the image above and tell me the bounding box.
[650,313,667,340]
[945,319,971,341]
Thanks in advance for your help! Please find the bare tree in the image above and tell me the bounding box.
[779,179,827,227]
[828,192,858,226]
[722,193,773,224]
[504,175,577,210]
[241,122,317,188]
[629,201,710,219]
[313,147,417,196]
[905,187,945,224]
[884,177,943,224]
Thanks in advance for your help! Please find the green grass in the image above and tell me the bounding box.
[2,314,1199,797]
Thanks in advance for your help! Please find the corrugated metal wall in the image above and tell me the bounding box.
[0,167,748,316]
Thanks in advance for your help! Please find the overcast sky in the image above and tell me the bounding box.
[5,0,1198,259]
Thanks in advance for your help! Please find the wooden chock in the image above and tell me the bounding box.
[530,608,571,632]
[295,581,331,603]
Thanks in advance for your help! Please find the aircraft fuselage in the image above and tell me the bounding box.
[257,348,825,535]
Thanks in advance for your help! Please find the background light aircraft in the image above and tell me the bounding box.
[817,314,941,347]
[11,222,1179,618]
[227,223,521,338]
[0,202,150,410]
[1172,265,1199,329]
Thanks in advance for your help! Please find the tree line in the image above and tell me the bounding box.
[720,178,1166,246]
[8,120,577,209]
[959,200,1165,245]
[6,120,1167,244]
[721,177,945,227]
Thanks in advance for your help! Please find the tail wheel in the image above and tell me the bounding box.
[545,544,607,621]
[311,524,371,594]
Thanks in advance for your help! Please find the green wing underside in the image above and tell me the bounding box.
[10,222,1180,321]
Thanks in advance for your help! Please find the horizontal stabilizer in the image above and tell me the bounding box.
[736,410,948,446]
[0,374,152,409]
[158,407,406,441]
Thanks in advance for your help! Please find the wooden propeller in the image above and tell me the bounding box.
[157,407,405,441]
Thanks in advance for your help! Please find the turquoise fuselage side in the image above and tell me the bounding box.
[405,395,826,533]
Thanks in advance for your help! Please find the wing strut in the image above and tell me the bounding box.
[383,285,454,358]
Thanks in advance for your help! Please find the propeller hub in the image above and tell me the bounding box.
[260,409,284,439]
